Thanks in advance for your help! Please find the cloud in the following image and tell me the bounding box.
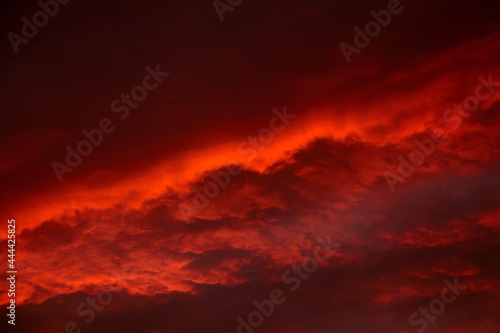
[1,0,500,332]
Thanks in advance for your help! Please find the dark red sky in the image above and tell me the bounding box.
[1,0,500,332]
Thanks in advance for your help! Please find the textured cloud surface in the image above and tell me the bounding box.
[1,0,500,332]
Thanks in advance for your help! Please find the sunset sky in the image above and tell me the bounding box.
[1,0,500,332]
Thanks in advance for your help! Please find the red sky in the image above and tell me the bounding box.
[1,0,500,332]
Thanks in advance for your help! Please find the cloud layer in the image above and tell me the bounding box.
[1,0,500,332]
